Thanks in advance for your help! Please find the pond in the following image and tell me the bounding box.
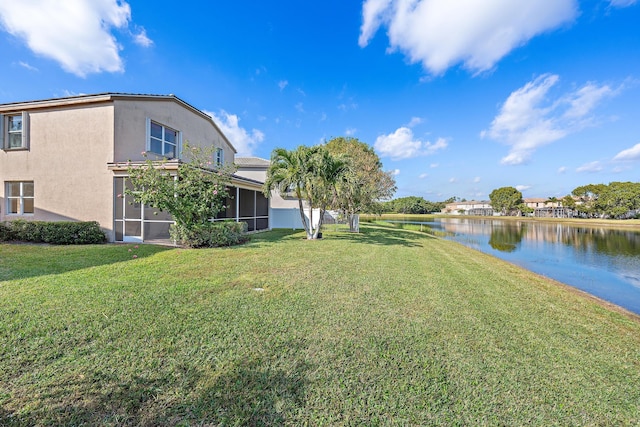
[401,218,640,315]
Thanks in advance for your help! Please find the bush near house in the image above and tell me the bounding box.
[170,221,249,248]
[0,220,106,244]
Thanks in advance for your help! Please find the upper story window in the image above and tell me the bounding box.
[1,112,29,150]
[5,181,34,215]
[215,147,224,166]
[146,119,181,159]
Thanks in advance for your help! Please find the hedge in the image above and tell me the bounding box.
[170,221,249,248]
[0,220,106,244]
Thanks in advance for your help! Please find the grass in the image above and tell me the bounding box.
[1,225,640,425]
[362,213,640,228]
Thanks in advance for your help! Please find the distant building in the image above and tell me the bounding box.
[442,200,494,216]
[442,198,577,217]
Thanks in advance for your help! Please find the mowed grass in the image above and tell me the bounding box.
[1,225,640,426]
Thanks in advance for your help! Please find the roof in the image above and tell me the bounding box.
[0,92,237,153]
[523,198,548,203]
[234,157,271,167]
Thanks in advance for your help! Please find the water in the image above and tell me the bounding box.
[404,218,640,315]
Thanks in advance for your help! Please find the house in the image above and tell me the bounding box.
[523,197,575,218]
[0,93,269,242]
[442,200,494,216]
[235,156,345,229]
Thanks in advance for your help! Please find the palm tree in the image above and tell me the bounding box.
[264,146,313,238]
[307,147,349,238]
[263,145,347,239]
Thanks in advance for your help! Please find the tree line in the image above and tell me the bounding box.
[377,196,456,214]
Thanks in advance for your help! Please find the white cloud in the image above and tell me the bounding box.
[359,0,577,75]
[407,116,423,127]
[430,163,439,168]
[133,27,153,47]
[613,143,640,161]
[609,0,637,7]
[374,126,447,160]
[419,173,428,179]
[473,176,481,183]
[484,74,618,165]
[576,161,603,173]
[345,128,357,136]
[338,102,358,111]
[449,177,457,183]
[516,185,531,191]
[557,166,567,174]
[295,102,304,113]
[207,110,265,157]
[390,169,401,176]
[278,80,288,90]
[0,0,150,76]
[18,61,37,71]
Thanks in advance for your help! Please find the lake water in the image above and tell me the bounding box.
[403,218,640,315]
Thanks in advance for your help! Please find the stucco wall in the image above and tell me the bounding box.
[113,99,235,164]
[0,104,115,237]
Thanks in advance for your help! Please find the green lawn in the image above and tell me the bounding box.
[1,225,639,426]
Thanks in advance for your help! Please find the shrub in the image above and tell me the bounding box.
[0,222,16,241]
[170,221,249,248]
[0,220,106,244]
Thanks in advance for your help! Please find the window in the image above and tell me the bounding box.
[6,181,34,215]
[215,147,224,166]
[147,119,180,158]
[1,112,29,150]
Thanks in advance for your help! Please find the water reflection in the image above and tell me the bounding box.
[489,222,524,252]
[423,218,640,315]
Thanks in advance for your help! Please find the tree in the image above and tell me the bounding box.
[325,137,396,232]
[126,143,233,238]
[264,145,348,239]
[591,182,640,218]
[572,184,607,217]
[561,195,576,210]
[309,147,350,237]
[489,186,523,216]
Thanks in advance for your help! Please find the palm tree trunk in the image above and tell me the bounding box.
[297,197,312,239]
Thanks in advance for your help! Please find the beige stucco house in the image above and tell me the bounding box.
[0,93,268,242]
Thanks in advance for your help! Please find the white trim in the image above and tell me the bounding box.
[145,117,151,152]
[21,111,29,149]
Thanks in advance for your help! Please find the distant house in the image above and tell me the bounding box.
[523,198,575,218]
[0,93,269,242]
[442,200,494,216]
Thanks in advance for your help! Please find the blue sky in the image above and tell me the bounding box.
[1,0,639,201]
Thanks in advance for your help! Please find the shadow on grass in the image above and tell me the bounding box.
[246,224,433,248]
[329,223,435,247]
[1,342,311,426]
[191,356,310,424]
[0,243,173,282]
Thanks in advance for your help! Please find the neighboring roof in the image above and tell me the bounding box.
[235,157,270,167]
[445,200,491,206]
[0,92,237,154]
